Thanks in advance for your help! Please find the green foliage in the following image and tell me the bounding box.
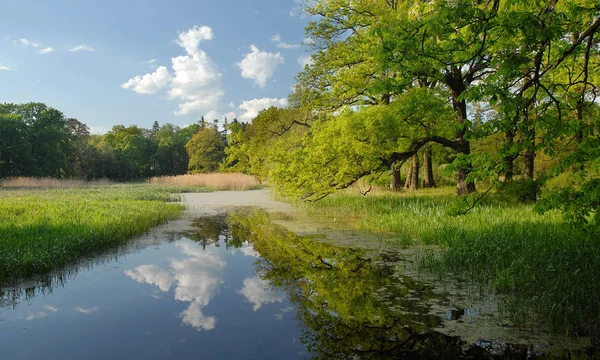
[186,124,226,173]
[269,88,454,200]
[498,179,543,203]
[537,179,600,232]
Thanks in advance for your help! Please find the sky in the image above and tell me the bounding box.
[0,0,313,134]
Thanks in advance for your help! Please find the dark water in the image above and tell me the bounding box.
[0,210,595,359]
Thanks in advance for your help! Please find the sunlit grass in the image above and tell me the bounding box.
[299,188,600,338]
[0,185,194,284]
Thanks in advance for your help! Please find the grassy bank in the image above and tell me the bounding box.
[299,188,599,338]
[0,185,197,284]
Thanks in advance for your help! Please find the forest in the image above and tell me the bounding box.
[0,102,229,181]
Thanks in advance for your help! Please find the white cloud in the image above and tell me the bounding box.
[271,34,300,49]
[0,66,11,71]
[240,276,284,311]
[236,45,284,88]
[18,38,53,54]
[122,25,223,117]
[302,38,315,46]
[74,307,99,315]
[121,66,172,95]
[19,38,40,48]
[169,51,222,115]
[144,59,158,64]
[70,44,96,52]
[238,97,288,121]
[297,55,314,69]
[176,25,214,56]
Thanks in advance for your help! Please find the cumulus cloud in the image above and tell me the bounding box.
[121,25,222,117]
[297,55,314,69]
[39,47,53,54]
[144,59,158,64]
[238,97,288,121]
[0,65,11,71]
[236,45,284,88]
[271,34,300,49]
[121,66,172,95]
[239,276,284,311]
[70,44,96,52]
[176,25,214,56]
[169,51,222,115]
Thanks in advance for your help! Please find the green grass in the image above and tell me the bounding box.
[299,188,600,338]
[0,184,206,284]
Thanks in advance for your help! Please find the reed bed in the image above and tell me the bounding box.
[0,177,113,188]
[0,186,186,284]
[149,173,261,191]
[300,190,599,338]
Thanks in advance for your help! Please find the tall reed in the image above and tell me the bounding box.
[148,173,260,191]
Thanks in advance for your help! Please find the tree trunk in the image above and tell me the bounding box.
[422,144,436,188]
[523,128,535,180]
[404,161,412,189]
[390,165,401,191]
[446,67,476,195]
[410,155,419,191]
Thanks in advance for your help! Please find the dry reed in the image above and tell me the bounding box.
[0,177,112,189]
[148,173,260,191]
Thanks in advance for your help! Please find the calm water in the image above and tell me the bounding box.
[0,211,595,359]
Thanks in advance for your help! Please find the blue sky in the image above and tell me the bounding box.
[0,0,312,133]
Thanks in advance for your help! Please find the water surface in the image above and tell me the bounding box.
[0,210,595,359]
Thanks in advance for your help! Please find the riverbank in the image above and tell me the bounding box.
[0,185,198,284]
[296,188,599,340]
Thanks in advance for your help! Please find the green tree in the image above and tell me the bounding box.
[186,123,225,173]
[0,113,32,177]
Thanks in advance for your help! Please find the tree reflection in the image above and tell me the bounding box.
[228,210,546,360]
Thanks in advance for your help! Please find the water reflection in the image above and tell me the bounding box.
[125,241,226,331]
[226,210,598,359]
[0,210,596,359]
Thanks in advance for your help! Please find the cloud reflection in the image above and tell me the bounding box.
[124,240,226,331]
[240,276,284,311]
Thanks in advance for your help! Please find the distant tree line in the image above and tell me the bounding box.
[0,103,231,180]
